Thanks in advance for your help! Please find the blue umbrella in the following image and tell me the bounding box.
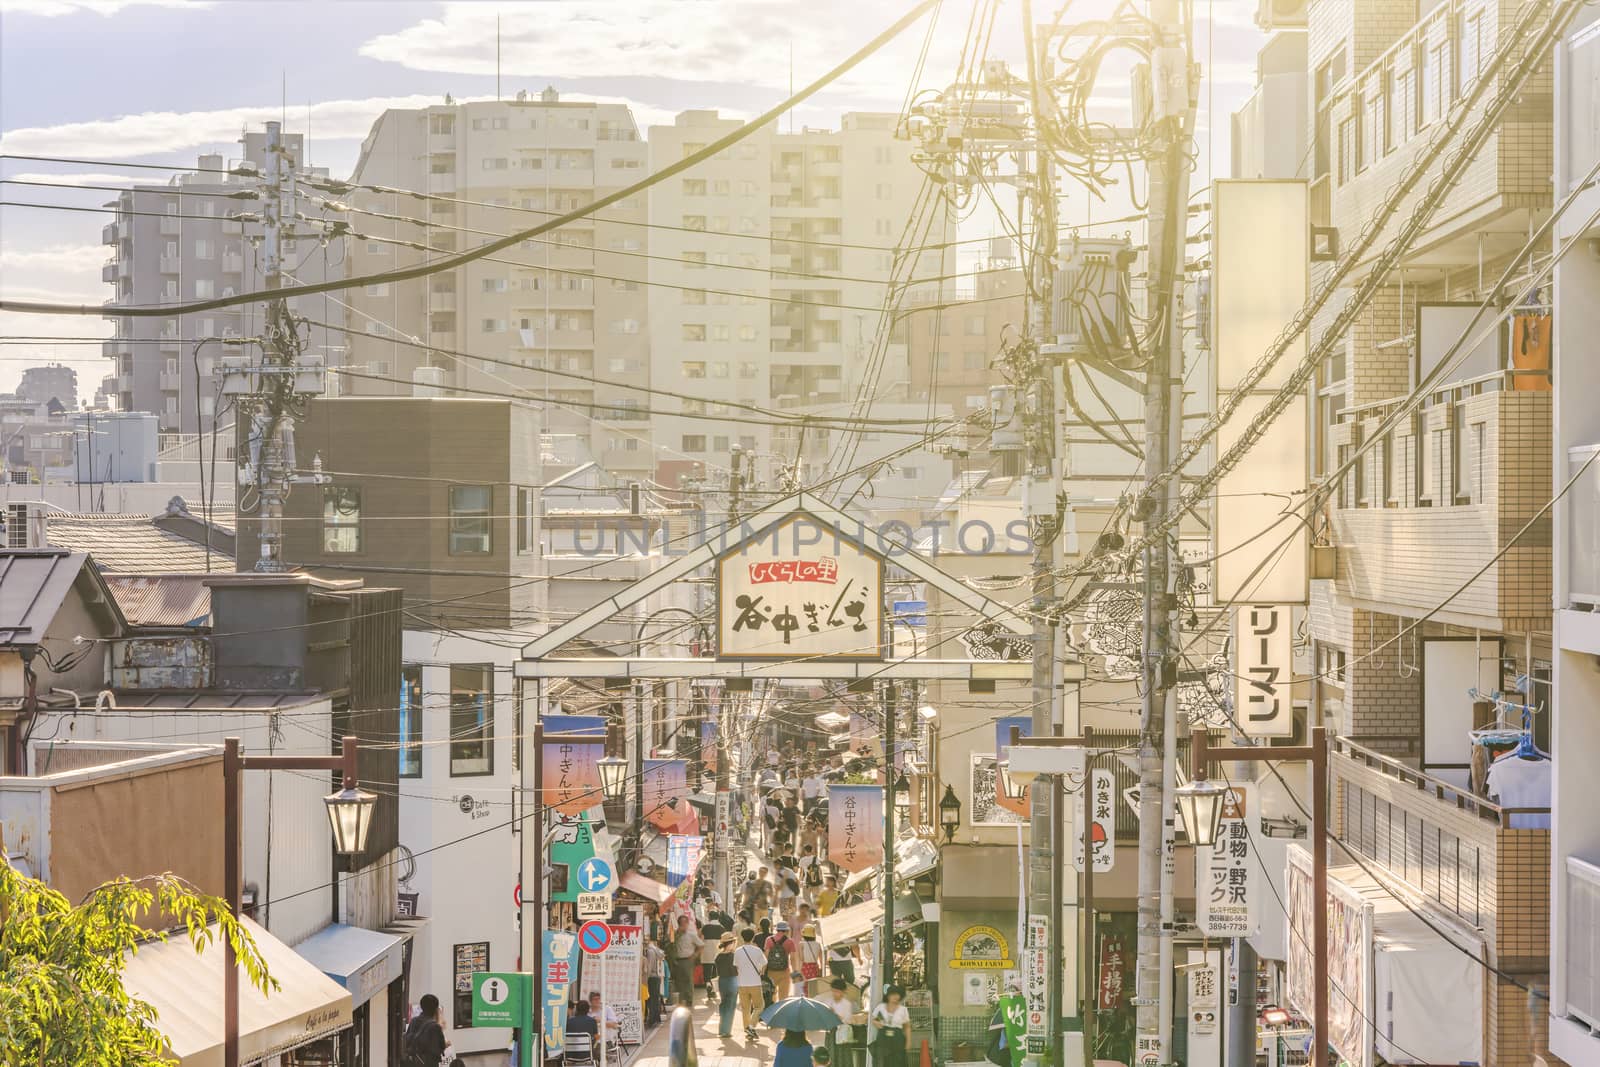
[760,995,844,1031]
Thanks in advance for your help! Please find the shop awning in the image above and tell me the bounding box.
[819,898,883,946]
[292,923,405,1010]
[818,894,924,948]
[619,869,674,904]
[124,917,352,1067]
[841,836,939,893]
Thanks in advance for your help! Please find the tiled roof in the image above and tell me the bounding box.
[0,549,126,643]
[44,513,234,573]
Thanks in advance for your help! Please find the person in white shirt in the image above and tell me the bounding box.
[802,770,824,813]
[733,928,770,1041]
[870,986,911,1067]
[587,991,621,1044]
[825,977,857,1058]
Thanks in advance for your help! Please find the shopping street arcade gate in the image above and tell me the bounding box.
[512,491,1086,960]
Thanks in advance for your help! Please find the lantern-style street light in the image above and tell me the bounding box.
[938,784,962,843]
[322,785,378,855]
[1173,776,1229,848]
[598,754,628,802]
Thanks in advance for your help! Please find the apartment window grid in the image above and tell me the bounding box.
[399,665,423,778]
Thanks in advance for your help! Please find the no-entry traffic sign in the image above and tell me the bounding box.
[578,919,612,955]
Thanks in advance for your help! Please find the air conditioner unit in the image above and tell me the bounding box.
[1256,0,1308,30]
[3,502,45,549]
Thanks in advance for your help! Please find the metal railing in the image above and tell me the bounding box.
[1330,734,1548,828]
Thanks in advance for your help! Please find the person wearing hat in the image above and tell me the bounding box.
[714,931,740,1038]
[799,922,825,989]
[764,920,800,1000]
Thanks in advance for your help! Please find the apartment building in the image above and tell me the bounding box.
[342,90,652,482]
[1294,0,1557,1064]
[102,128,342,434]
[16,363,78,411]
[907,263,1025,425]
[1545,9,1600,1067]
[647,109,952,488]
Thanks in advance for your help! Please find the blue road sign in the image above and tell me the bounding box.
[578,920,612,955]
[575,857,614,894]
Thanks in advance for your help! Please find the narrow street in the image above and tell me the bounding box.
[628,1001,781,1067]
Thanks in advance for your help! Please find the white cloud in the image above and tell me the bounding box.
[0,91,684,161]
[359,1,974,103]
[0,243,106,275]
[4,171,138,188]
[0,0,209,16]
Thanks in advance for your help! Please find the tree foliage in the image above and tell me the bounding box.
[0,858,276,1067]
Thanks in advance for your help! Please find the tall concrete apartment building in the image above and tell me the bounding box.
[646,110,952,489]
[342,90,652,483]
[1276,0,1560,1064]
[101,129,341,434]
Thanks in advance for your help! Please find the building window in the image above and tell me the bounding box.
[399,665,423,778]
[682,434,706,452]
[449,665,493,777]
[429,114,455,135]
[964,350,986,370]
[517,487,530,552]
[193,239,215,260]
[682,324,706,342]
[681,361,707,379]
[449,485,493,555]
[1336,115,1357,185]
[321,486,361,553]
[964,316,986,336]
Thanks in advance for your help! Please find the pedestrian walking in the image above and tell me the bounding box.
[799,924,825,989]
[765,920,800,1001]
[869,986,911,1067]
[401,993,447,1067]
[714,932,740,1038]
[668,914,704,1007]
[776,1029,815,1067]
[733,928,769,1042]
[643,936,666,1025]
[827,940,857,986]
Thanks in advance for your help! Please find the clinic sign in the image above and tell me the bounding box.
[715,512,885,661]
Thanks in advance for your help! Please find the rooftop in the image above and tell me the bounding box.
[43,511,233,573]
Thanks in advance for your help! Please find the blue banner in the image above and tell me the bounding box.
[541,928,579,1056]
[666,834,705,888]
[544,713,607,737]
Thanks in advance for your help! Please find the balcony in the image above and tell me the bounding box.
[159,256,181,275]
[1328,371,1551,630]
[102,261,119,283]
[101,222,121,245]
[222,253,244,274]
[117,373,134,393]
[159,217,181,236]
[1331,734,1548,943]
[159,371,183,391]
[1568,857,1600,1029]
[1320,0,1551,272]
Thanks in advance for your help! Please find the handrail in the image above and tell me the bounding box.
[667,1006,698,1067]
[1335,369,1518,425]
[1330,734,1550,828]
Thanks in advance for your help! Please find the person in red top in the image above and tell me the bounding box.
[764,920,800,1000]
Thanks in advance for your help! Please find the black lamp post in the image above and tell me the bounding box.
[937,784,961,844]
[598,754,628,802]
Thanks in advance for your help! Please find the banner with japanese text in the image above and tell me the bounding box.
[597,925,644,1044]
[543,738,604,817]
[994,716,1033,817]
[1236,605,1294,736]
[541,928,579,1056]
[699,720,718,773]
[666,834,705,888]
[827,784,883,873]
[848,711,879,759]
[642,759,695,832]
[1071,768,1115,873]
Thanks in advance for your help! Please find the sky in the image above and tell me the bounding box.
[0,0,1266,395]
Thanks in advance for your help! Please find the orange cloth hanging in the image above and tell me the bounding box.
[1511,314,1551,391]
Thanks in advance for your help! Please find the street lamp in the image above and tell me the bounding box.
[938,784,961,843]
[997,758,1032,803]
[598,754,628,802]
[322,785,378,856]
[892,772,912,816]
[1173,776,1228,848]
[223,735,366,1067]
[916,705,939,723]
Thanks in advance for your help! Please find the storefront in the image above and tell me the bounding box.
[293,923,410,1067]
[124,916,353,1066]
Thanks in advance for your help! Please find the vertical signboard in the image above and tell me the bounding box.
[641,759,691,832]
[598,925,644,1044]
[543,737,604,817]
[542,930,578,1057]
[1212,180,1310,604]
[666,835,705,889]
[1185,949,1223,1067]
[1022,915,1049,1054]
[1236,606,1294,736]
[1198,785,1257,936]
[994,716,1034,818]
[827,784,884,873]
[1071,769,1116,873]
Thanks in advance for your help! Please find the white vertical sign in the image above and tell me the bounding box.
[1197,785,1257,937]
[1023,915,1049,1053]
[1071,769,1116,872]
[1185,949,1223,1067]
[1236,605,1294,737]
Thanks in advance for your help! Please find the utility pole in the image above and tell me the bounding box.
[1020,3,1063,1066]
[716,446,744,907]
[881,680,897,987]
[1132,2,1195,1063]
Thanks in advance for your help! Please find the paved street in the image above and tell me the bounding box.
[627,1000,779,1067]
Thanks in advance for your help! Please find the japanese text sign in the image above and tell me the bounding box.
[543,737,604,817]
[715,514,884,661]
[1236,605,1294,737]
[1071,769,1116,873]
[1197,785,1257,937]
[827,783,883,873]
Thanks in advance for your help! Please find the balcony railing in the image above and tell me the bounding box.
[1568,857,1600,1029]
[1568,444,1600,606]
[1331,735,1549,929]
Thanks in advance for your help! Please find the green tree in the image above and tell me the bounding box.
[0,858,276,1066]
